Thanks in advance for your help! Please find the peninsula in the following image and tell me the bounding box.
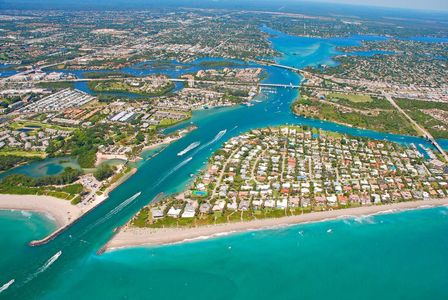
[106,126,448,249]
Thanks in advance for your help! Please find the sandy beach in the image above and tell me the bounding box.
[142,124,198,152]
[95,152,128,166]
[105,198,448,251]
[142,136,182,152]
[0,194,82,228]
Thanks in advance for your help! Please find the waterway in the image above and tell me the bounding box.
[1,27,448,299]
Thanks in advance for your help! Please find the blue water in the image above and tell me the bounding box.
[38,207,448,300]
[0,210,56,284]
[0,157,81,180]
[403,36,448,43]
[261,26,393,68]
[1,27,448,299]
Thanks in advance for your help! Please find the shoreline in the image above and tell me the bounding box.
[0,193,109,246]
[0,194,82,228]
[104,198,448,252]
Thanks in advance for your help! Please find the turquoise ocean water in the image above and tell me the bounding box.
[1,27,448,299]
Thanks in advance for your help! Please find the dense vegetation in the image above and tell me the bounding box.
[0,155,36,171]
[395,98,448,139]
[0,167,83,200]
[93,164,115,181]
[3,167,82,186]
[46,125,110,168]
[88,80,175,97]
[83,71,135,79]
[198,60,244,68]
[36,81,75,90]
[294,97,417,136]
[329,95,394,110]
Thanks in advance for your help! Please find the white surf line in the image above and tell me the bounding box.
[0,279,14,294]
[177,141,201,156]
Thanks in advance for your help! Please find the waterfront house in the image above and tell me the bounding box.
[151,208,164,219]
[167,207,182,218]
[182,204,196,218]
[199,203,211,214]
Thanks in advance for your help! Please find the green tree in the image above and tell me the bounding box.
[93,164,115,181]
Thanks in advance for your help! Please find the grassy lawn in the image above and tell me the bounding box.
[159,118,187,127]
[0,150,46,158]
[10,121,75,132]
[328,92,372,103]
[36,81,75,90]
[0,183,83,201]
[321,130,344,139]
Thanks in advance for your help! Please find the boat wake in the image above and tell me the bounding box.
[197,129,227,152]
[91,192,142,229]
[177,142,200,156]
[36,251,62,275]
[24,251,62,283]
[168,157,193,175]
[154,157,193,187]
[0,279,14,294]
[107,192,141,218]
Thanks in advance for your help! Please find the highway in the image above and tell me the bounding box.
[384,93,448,162]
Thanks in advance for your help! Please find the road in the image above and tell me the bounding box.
[210,147,240,199]
[384,93,448,162]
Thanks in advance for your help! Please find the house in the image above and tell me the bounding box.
[337,195,348,205]
[167,207,182,218]
[239,200,250,211]
[326,195,337,205]
[212,200,226,212]
[182,204,196,218]
[301,198,311,207]
[151,208,164,219]
[371,194,381,204]
[264,199,275,208]
[276,198,288,209]
[199,203,211,214]
[252,199,263,209]
[288,197,300,207]
[227,201,237,210]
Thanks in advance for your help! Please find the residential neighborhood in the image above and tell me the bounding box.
[135,126,448,227]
